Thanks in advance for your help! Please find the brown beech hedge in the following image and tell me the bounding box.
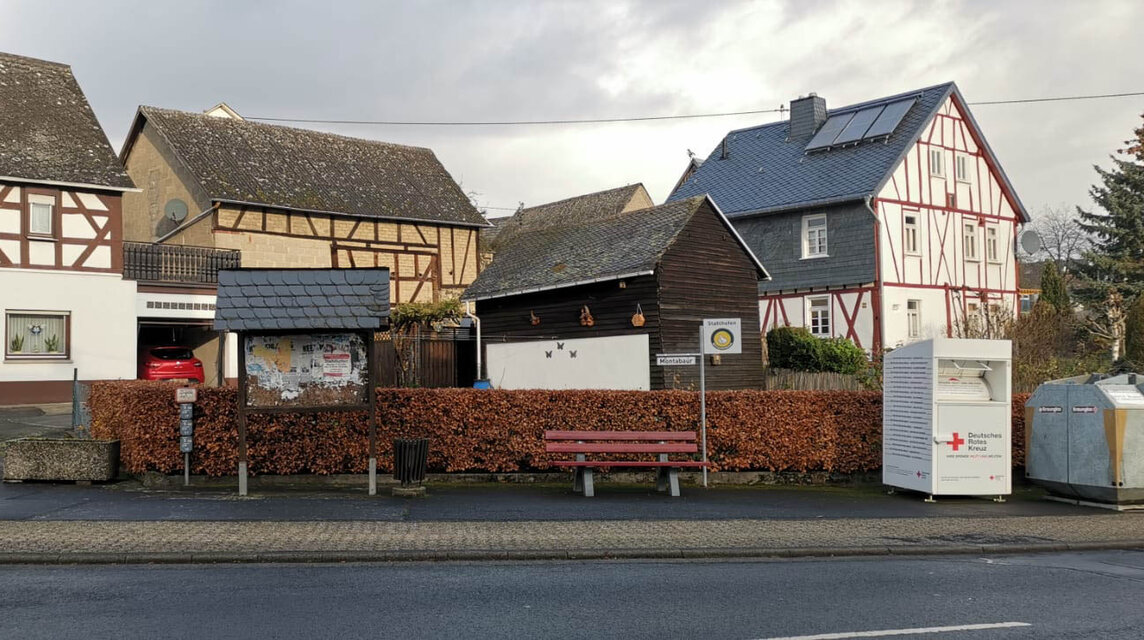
[89,381,1030,476]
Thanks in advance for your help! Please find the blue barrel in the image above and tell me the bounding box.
[472,379,492,389]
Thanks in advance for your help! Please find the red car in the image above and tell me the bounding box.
[138,346,204,383]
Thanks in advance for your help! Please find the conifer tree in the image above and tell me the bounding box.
[1038,260,1070,310]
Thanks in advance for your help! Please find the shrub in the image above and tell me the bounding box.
[766,326,865,375]
[817,337,867,375]
[90,382,1031,477]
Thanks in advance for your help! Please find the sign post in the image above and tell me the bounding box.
[175,387,197,487]
[655,318,741,489]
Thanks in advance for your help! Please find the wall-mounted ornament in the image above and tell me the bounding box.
[579,305,595,327]
[631,304,645,327]
[530,310,541,326]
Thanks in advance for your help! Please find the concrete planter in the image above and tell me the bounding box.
[3,438,120,482]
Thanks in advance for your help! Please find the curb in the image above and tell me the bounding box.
[3,540,1142,565]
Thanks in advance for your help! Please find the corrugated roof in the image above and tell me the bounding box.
[214,268,390,332]
[0,52,133,189]
[670,82,970,217]
[130,106,486,227]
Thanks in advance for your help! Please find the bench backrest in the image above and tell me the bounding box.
[544,430,698,455]
[544,430,696,442]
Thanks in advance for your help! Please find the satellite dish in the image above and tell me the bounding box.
[1018,229,1042,255]
[164,199,188,223]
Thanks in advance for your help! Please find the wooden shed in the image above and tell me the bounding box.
[464,190,769,390]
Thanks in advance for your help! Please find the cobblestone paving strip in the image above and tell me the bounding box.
[0,515,1140,554]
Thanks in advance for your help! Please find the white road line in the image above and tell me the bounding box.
[754,621,1032,640]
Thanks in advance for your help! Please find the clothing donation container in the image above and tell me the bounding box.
[1026,373,1144,507]
[882,338,1012,500]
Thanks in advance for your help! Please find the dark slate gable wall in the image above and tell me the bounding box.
[732,201,876,294]
[477,276,667,389]
[656,201,764,390]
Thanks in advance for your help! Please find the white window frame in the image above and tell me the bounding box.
[4,310,70,360]
[807,295,831,337]
[907,299,921,338]
[963,221,979,261]
[801,214,828,259]
[985,225,1000,263]
[904,213,920,256]
[929,148,945,178]
[29,202,54,237]
[955,154,972,183]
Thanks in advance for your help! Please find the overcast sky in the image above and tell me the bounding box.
[3,0,1142,219]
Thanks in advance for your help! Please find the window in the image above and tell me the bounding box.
[907,300,921,338]
[963,222,978,261]
[904,214,920,255]
[29,202,53,236]
[802,214,828,258]
[929,148,944,177]
[5,311,69,359]
[986,225,1000,262]
[955,154,972,182]
[808,296,831,337]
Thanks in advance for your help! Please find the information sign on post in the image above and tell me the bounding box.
[702,318,742,355]
[656,355,696,366]
[175,387,196,486]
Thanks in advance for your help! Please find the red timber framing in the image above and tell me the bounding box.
[760,285,879,351]
[0,182,123,273]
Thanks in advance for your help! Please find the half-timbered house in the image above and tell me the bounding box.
[0,52,138,403]
[465,189,769,390]
[670,82,1029,351]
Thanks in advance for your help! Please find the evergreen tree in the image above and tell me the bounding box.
[1125,294,1144,366]
[1038,260,1070,310]
[1074,114,1144,303]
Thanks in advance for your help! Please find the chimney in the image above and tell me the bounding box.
[789,93,827,139]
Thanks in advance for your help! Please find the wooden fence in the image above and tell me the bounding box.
[375,333,476,388]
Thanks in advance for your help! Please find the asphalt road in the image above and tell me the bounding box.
[1,551,1142,639]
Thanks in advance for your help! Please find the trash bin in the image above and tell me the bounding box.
[393,438,429,486]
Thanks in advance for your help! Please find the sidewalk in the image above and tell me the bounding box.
[1,481,1141,563]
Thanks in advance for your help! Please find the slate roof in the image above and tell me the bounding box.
[0,52,133,189]
[463,195,767,301]
[127,106,486,227]
[669,82,1028,222]
[214,269,390,332]
[485,184,647,252]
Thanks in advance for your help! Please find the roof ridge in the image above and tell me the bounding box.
[520,183,643,213]
[139,105,433,154]
[0,51,71,69]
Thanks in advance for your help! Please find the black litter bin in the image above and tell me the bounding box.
[393,438,429,486]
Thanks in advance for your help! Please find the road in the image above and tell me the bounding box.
[1,551,1142,639]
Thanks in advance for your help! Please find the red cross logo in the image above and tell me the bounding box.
[950,433,965,451]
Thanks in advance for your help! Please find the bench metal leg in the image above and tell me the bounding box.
[656,452,669,492]
[573,453,585,493]
[668,468,680,497]
[582,468,594,497]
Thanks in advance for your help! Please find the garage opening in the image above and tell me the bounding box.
[137,320,227,386]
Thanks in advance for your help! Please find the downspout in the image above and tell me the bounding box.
[465,301,485,386]
[865,195,885,353]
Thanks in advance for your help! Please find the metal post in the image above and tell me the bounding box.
[237,334,248,497]
[699,327,708,488]
[368,330,378,496]
[184,452,191,487]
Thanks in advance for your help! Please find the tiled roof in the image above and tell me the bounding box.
[669,83,954,216]
[132,106,486,227]
[486,184,647,252]
[214,269,389,332]
[0,52,133,189]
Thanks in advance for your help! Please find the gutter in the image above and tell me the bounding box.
[464,302,483,383]
[156,204,217,244]
[865,195,886,353]
[212,198,492,229]
[0,175,140,193]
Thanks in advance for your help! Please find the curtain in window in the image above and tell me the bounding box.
[6,313,67,355]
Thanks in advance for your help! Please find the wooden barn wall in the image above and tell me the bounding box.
[656,202,765,390]
[477,275,666,389]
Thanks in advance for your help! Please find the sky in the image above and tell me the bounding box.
[3,0,1142,219]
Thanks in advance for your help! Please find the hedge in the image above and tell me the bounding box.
[89,381,1030,476]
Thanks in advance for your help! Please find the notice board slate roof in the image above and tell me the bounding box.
[0,52,134,190]
[128,106,486,227]
[214,269,390,332]
[669,81,1026,222]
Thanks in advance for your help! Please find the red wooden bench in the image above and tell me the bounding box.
[544,430,708,497]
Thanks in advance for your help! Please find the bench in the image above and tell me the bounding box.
[544,430,708,497]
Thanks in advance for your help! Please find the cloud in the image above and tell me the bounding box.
[1,0,1142,216]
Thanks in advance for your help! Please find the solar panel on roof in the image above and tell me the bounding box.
[832,106,885,145]
[805,113,854,151]
[863,98,916,140]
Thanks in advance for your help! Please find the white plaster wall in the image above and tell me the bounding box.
[486,334,650,390]
[761,290,877,351]
[0,269,137,383]
[882,287,948,349]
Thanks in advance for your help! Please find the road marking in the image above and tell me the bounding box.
[754,621,1031,640]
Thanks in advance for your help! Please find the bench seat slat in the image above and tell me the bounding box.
[544,430,696,442]
[546,442,697,454]
[552,461,708,468]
